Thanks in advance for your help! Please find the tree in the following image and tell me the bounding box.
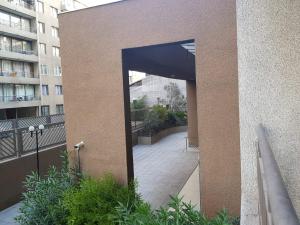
[164,82,186,112]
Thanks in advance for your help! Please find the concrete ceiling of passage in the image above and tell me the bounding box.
[123,41,196,81]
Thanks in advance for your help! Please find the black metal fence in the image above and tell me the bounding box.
[0,122,66,162]
[0,114,64,132]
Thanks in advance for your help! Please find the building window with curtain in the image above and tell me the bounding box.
[37,1,44,13]
[54,65,61,76]
[41,105,50,116]
[51,27,59,38]
[1,60,12,76]
[39,43,46,54]
[51,7,58,18]
[38,22,45,34]
[40,64,48,75]
[55,85,63,95]
[56,104,64,114]
[42,85,49,96]
[0,36,11,51]
[52,46,60,57]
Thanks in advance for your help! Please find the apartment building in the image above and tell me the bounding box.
[0,0,87,120]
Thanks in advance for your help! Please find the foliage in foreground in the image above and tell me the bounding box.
[15,153,74,225]
[113,196,239,225]
[16,153,239,225]
[63,175,141,225]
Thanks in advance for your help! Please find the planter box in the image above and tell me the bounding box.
[138,126,187,145]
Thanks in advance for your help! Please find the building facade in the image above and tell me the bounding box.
[130,74,186,107]
[0,0,87,120]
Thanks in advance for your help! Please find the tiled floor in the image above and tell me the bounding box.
[0,131,199,223]
[134,131,199,209]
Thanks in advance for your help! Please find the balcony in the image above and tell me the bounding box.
[0,48,38,62]
[0,19,37,41]
[0,72,39,84]
[0,0,36,18]
[0,95,40,109]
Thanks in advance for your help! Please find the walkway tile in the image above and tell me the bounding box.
[0,203,20,225]
[133,131,199,209]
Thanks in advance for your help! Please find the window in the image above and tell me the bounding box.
[41,105,50,116]
[24,63,33,77]
[51,27,59,38]
[38,22,45,33]
[22,41,32,53]
[11,39,22,53]
[54,65,61,76]
[21,18,31,32]
[55,85,63,95]
[0,11,9,26]
[10,15,21,29]
[12,61,24,77]
[37,1,44,13]
[41,85,49,96]
[1,60,12,76]
[56,104,64,114]
[0,36,11,51]
[51,7,58,18]
[52,46,60,57]
[39,43,46,54]
[40,64,48,75]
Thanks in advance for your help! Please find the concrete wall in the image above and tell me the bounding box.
[186,81,198,146]
[0,145,65,210]
[179,165,200,211]
[59,0,240,216]
[237,0,300,224]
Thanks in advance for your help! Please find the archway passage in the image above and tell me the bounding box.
[122,40,199,208]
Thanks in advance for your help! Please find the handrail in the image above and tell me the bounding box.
[256,124,300,225]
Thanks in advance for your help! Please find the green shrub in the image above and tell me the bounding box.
[63,175,141,225]
[113,196,239,225]
[15,153,74,225]
[131,96,146,110]
[152,105,168,122]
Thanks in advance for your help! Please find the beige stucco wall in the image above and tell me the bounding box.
[237,0,300,224]
[59,0,241,216]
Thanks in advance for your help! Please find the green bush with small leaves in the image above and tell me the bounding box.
[15,153,74,225]
[63,175,141,225]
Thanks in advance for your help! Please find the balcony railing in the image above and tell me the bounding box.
[6,0,35,11]
[0,18,36,33]
[0,71,35,78]
[0,95,40,103]
[256,124,300,225]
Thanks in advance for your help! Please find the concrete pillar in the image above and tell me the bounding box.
[186,81,199,147]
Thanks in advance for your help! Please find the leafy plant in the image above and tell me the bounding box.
[113,196,239,225]
[63,174,141,225]
[15,152,74,225]
[131,96,147,110]
[164,82,187,112]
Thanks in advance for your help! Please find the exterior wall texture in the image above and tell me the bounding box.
[59,0,241,216]
[237,0,300,224]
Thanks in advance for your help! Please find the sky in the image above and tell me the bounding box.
[85,0,122,6]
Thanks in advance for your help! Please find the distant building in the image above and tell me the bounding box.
[130,74,186,107]
[0,0,88,120]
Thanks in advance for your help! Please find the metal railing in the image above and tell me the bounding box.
[0,47,36,56]
[0,95,40,103]
[0,122,65,161]
[0,114,64,132]
[0,18,35,33]
[256,124,300,225]
[6,0,35,11]
[0,71,35,78]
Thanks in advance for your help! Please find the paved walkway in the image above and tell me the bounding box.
[0,203,20,225]
[134,131,199,209]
